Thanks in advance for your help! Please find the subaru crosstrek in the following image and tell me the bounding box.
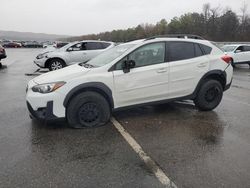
[26,35,233,128]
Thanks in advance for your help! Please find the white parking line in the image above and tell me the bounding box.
[111,117,177,188]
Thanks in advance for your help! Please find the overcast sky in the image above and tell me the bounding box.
[0,0,247,36]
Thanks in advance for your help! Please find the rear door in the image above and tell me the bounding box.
[167,41,210,98]
[242,46,250,62]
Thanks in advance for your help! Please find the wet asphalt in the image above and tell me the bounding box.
[0,48,250,188]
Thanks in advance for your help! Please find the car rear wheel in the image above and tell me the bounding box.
[66,92,111,128]
[48,59,65,71]
[194,79,223,111]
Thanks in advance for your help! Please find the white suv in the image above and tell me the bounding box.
[34,40,115,71]
[222,44,250,67]
[26,35,233,128]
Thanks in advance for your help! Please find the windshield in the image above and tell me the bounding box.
[222,45,237,52]
[85,44,135,67]
[60,42,77,50]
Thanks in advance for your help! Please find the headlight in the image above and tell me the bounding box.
[36,52,49,59]
[32,82,66,94]
[36,54,44,59]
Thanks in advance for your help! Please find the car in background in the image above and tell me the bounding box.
[26,35,233,128]
[0,45,7,68]
[34,40,115,71]
[3,42,22,48]
[222,44,250,67]
[23,42,43,48]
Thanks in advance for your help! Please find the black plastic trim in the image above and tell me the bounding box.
[63,82,114,108]
[27,101,60,121]
[113,94,194,112]
[193,70,227,95]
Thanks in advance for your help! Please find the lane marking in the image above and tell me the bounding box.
[224,97,250,107]
[111,117,177,188]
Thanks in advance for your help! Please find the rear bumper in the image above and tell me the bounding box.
[224,79,232,91]
[27,101,61,121]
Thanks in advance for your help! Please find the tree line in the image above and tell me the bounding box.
[66,3,250,42]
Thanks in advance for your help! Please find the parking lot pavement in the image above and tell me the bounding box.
[0,49,250,188]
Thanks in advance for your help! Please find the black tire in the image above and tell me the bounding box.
[66,92,111,128]
[194,79,223,111]
[48,59,65,71]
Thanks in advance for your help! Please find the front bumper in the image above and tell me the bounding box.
[26,80,66,119]
[27,101,59,121]
[224,79,232,91]
[34,58,46,68]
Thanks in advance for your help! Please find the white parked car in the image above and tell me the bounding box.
[26,35,233,128]
[34,40,115,71]
[222,44,250,67]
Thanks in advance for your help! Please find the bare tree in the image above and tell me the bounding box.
[240,1,248,23]
[203,3,211,21]
[210,5,221,18]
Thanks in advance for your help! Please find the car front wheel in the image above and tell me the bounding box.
[194,79,223,111]
[66,92,111,128]
[48,59,65,71]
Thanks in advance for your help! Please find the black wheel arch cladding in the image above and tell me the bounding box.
[63,82,114,109]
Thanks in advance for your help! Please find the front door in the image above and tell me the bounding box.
[113,42,169,108]
[66,42,89,65]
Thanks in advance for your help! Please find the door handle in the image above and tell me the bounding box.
[82,52,87,55]
[157,68,168,73]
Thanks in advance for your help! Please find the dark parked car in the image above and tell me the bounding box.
[0,45,7,68]
[23,42,43,48]
[3,42,22,48]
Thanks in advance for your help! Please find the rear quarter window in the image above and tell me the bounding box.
[102,42,111,49]
[200,44,212,55]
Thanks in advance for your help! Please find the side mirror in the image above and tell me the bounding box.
[122,60,136,73]
[235,50,241,53]
[67,47,73,52]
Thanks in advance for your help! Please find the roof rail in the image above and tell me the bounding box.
[145,34,205,41]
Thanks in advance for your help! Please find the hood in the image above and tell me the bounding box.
[33,64,90,84]
[40,46,57,54]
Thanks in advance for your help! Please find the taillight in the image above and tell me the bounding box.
[221,55,232,64]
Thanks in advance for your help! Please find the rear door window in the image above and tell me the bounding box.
[194,44,204,57]
[168,42,195,61]
[243,46,250,52]
[86,42,104,50]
